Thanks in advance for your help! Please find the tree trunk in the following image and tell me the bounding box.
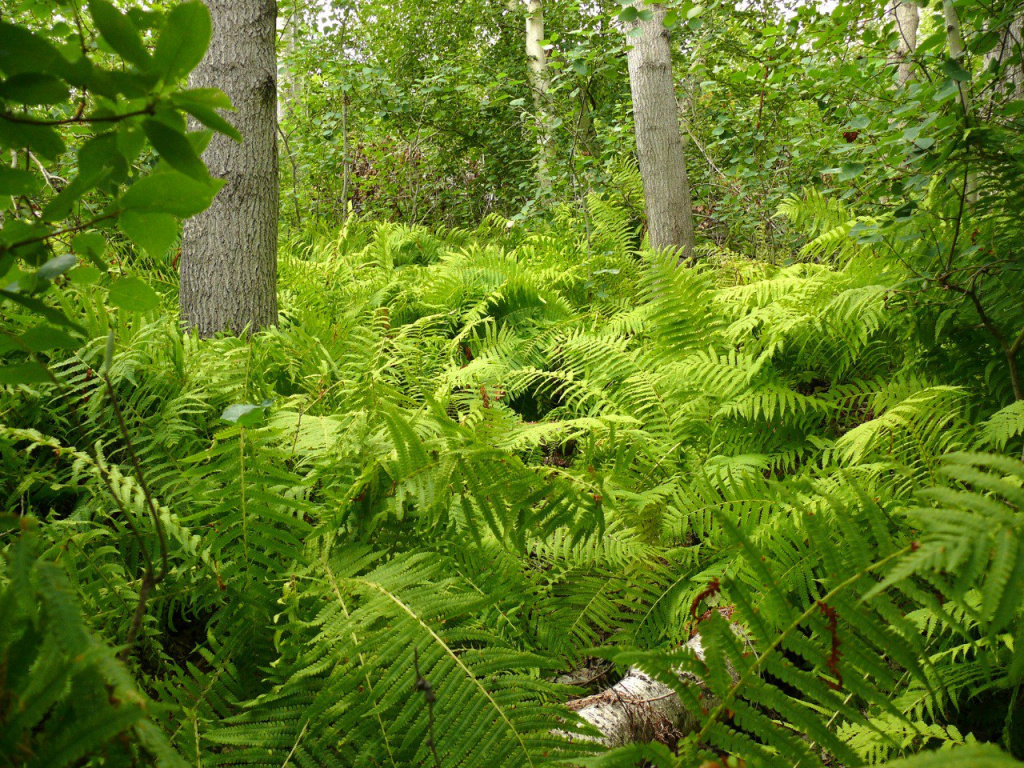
[181,0,279,338]
[277,3,301,123]
[943,0,966,60]
[888,0,919,86]
[986,14,1024,98]
[625,1,695,258]
[525,0,553,189]
[573,83,598,157]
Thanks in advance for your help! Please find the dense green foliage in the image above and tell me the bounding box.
[3,0,1024,766]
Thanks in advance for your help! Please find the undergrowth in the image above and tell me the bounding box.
[2,184,1023,767]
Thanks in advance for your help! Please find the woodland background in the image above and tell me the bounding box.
[2,0,1024,766]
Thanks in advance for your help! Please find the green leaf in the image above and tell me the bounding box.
[151,2,211,82]
[0,73,69,105]
[933,79,960,102]
[0,325,79,354]
[89,0,151,68]
[35,253,77,281]
[172,87,232,110]
[0,361,51,385]
[121,171,221,217]
[0,120,65,160]
[67,265,103,285]
[0,22,68,77]
[941,58,971,82]
[143,119,209,180]
[72,232,108,270]
[618,6,639,23]
[838,162,865,181]
[118,211,180,259]
[1001,99,1024,116]
[917,30,947,53]
[221,400,273,426]
[175,102,241,142]
[116,124,147,164]
[0,167,41,196]
[106,276,159,312]
[40,164,112,223]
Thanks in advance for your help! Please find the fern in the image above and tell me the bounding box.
[5,185,1024,767]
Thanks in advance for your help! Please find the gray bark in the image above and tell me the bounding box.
[181,0,279,338]
[986,15,1024,98]
[277,4,301,122]
[625,2,695,258]
[573,85,598,157]
[888,0,919,86]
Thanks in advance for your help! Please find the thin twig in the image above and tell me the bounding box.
[414,648,443,768]
[102,333,169,651]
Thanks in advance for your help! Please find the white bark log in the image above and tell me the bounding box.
[565,634,719,747]
[181,0,279,338]
[625,2,695,258]
[888,0,919,87]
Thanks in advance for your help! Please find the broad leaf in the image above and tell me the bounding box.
[89,0,151,69]
[151,2,211,83]
[106,276,160,312]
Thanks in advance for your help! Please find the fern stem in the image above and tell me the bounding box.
[279,719,309,768]
[1004,682,1021,753]
[694,543,914,744]
[322,559,399,766]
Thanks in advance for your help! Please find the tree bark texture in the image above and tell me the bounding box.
[888,0,919,86]
[986,14,1024,98]
[566,634,723,746]
[943,0,967,61]
[278,4,301,123]
[181,0,279,338]
[525,0,553,188]
[626,2,695,258]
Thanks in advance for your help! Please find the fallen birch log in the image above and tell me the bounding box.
[564,633,727,747]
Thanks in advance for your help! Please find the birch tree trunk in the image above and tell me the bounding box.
[625,1,695,258]
[888,0,919,86]
[943,0,967,61]
[181,0,279,338]
[525,0,553,189]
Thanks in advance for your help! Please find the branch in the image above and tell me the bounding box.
[0,107,154,126]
